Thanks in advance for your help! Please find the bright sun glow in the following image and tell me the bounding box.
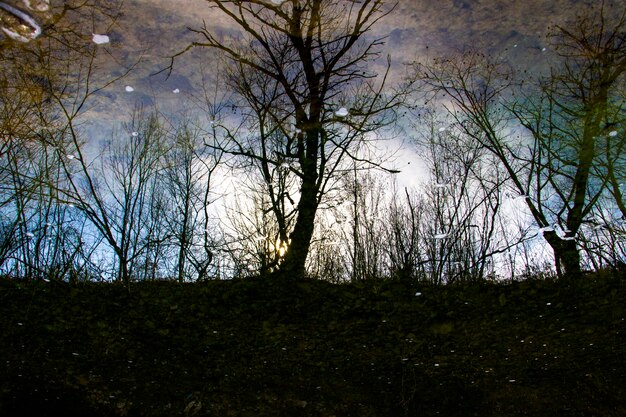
[267,238,289,258]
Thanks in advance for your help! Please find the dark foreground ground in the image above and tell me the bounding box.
[0,272,624,416]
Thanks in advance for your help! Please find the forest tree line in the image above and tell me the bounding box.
[0,0,624,284]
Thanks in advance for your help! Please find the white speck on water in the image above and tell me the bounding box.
[125,86,134,92]
[25,232,34,238]
[72,353,79,356]
[335,107,349,117]
[66,154,75,160]
[131,132,139,137]
[271,0,285,5]
[509,379,516,383]
[173,88,180,94]
[609,130,618,137]
[546,302,551,306]
[92,34,110,44]
[542,47,547,52]
[17,322,23,326]
[415,292,422,296]
[438,127,446,132]
[513,44,518,48]
[433,233,448,239]
[434,363,439,367]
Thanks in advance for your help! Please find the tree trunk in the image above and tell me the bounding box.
[544,231,582,278]
[280,176,318,277]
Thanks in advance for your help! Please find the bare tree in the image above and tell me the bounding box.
[161,117,223,282]
[414,3,626,277]
[173,0,405,276]
[0,0,127,281]
[56,111,168,285]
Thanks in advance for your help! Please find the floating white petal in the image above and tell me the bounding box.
[125,86,134,92]
[609,130,618,137]
[335,107,349,117]
[92,34,110,45]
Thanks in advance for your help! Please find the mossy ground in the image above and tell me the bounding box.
[1,272,624,416]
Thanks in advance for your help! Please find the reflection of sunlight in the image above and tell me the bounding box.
[269,239,290,258]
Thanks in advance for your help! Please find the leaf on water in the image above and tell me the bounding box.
[92,33,110,44]
[335,107,349,117]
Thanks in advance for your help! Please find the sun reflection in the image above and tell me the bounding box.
[275,239,289,258]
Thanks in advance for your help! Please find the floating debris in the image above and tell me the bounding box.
[125,86,134,92]
[173,88,180,94]
[92,33,110,44]
[22,0,49,12]
[335,107,349,117]
[0,2,41,42]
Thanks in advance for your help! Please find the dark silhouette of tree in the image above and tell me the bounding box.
[414,2,625,277]
[173,0,405,276]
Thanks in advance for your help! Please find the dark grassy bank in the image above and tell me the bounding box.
[1,272,625,416]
